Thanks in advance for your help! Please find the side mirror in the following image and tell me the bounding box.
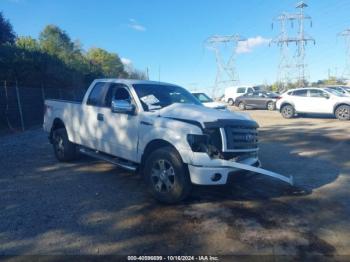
[111,99,135,114]
[323,93,330,99]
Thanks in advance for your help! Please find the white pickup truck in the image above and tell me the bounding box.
[43,79,293,203]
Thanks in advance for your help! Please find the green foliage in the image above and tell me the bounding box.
[86,48,126,78]
[0,15,146,88]
[0,12,16,45]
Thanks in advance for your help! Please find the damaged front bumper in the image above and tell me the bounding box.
[188,154,293,186]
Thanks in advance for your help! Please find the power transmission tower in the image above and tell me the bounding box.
[205,34,246,98]
[271,1,315,90]
[339,28,350,80]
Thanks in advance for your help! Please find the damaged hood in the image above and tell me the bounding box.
[157,103,257,128]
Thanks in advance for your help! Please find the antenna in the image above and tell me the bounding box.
[205,34,246,98]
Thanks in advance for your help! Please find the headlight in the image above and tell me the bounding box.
[187,134,209,152]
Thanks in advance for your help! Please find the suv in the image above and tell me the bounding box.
[276,87,350,120]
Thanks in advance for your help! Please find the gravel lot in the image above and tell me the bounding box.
[0,109,349,257]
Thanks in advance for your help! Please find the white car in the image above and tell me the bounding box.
[224,86,256,106]
[44,79,293,203]
[276,87,350,120]
[191,92,227,110]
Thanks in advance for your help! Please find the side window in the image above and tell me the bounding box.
[292,89,308,97]
[87,82,109,106]
[248,88,254,93]
[104,83,135,108]
[309,89,325,98]
[237,87,246,93]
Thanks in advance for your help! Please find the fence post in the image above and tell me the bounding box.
[15,81,25,131]
[41,84,45,102]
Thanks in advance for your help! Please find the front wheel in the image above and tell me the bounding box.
[144,146,192,203]
[52,128,77,162]
[281,104,295,119]
[335,105,350,121]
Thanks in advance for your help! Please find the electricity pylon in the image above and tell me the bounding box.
[271,1,315,90]
[205,34,246,98]
[339,28,350,80]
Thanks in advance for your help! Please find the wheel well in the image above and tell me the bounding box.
[334,103,350,114]
[49,118,65,141]
[279,103,293,112]
[141,139,178,167]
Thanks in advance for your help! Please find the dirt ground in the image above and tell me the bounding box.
[0,109,349,258]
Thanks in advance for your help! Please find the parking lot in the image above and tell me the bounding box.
[0,109,349,257]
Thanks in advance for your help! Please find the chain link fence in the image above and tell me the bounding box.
[0,81,86,132]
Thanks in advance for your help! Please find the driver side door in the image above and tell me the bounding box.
[98,83,140,162]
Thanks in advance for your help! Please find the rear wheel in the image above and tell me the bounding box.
[228,99,234,106]
[238,102,246,110]
[144,146,192,203]
[335,105,350,121]
[52,128,77,162]
[267,101,275,111]
[281,104,295,119]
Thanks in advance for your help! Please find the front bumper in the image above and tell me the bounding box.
[187,156,293,186]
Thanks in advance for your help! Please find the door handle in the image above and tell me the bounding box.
[97,113,104,121]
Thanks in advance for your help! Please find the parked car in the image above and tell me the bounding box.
[276,87,350,120]
[224,86,256,106]
[325,86,350,96]
[234,91,280,111]
[191,92,227,110]
[43,79,293,203]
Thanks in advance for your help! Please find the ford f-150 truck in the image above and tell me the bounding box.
[43,79,293,203]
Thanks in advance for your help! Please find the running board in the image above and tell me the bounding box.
[79,148,137,171]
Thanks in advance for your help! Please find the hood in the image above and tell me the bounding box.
[157,103,256,128]
[203,101,227,109]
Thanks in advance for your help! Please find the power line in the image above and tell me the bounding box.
[339,28,350,80]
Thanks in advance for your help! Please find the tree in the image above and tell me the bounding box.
[0,12,16,44]
[86,47,126,77]
[16,36,40,50]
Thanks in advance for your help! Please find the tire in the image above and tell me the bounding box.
[281,104,295,119]
[52,128,77,162]
[144,146,192,203]
[228,99,234,106]
[267,101,275,111]
[238,102,246,110]
[335,105,350,121]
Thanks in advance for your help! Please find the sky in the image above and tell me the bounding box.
[1,0,350,93]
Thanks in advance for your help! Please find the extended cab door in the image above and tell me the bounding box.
[80,82,110,149]
[98,83,139,162]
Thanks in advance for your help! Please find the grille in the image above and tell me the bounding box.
[223,126,258,151]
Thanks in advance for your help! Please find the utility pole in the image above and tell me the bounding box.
[271,1,315,90]
[205,34,246,98]
[339,28,350,80]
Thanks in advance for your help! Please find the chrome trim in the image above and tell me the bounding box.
[219,127,259,153]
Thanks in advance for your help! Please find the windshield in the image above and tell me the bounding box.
[325,88,347,97]
[192,93,213,103]
[133,84,202,111]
